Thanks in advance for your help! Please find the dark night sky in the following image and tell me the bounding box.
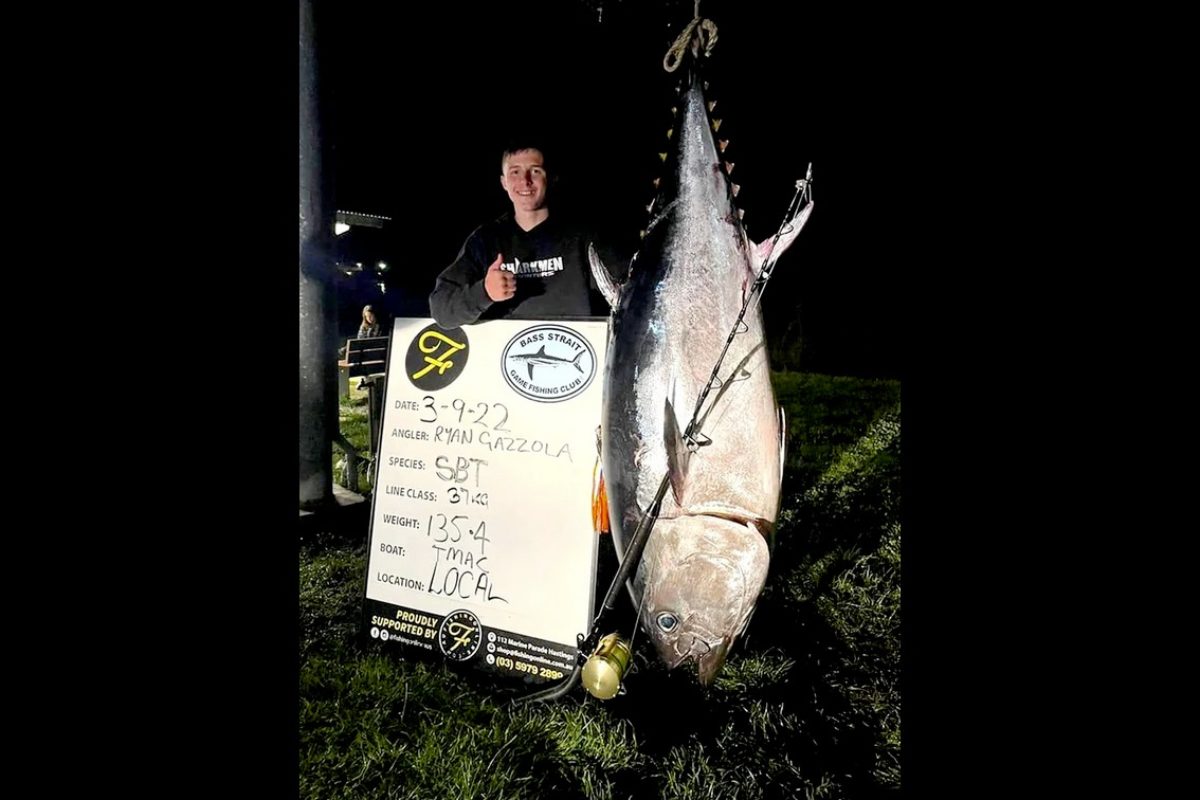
[320,0,911,377]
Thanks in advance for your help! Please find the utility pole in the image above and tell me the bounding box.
[299,0,337,509]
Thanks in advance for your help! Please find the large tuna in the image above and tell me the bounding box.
[589,68,813,685]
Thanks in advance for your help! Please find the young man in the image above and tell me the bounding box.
[429,144,618,328]
[429,144,632,635]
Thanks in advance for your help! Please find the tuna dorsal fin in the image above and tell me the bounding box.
[664,395,690,507]
[587,241,621,310]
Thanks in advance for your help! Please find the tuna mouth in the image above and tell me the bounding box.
[665,622,731,686]
[697,641,730,686]
[668,623,717,666]
[665,632,730,686]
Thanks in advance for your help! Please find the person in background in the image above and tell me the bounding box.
[357,304,382,338]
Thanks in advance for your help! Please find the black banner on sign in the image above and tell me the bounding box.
[363,599,577,684]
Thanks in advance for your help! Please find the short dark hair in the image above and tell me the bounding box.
[500,142,551,173]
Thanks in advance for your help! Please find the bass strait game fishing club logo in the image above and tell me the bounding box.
[406,323,469,390]
[501,325,597,403]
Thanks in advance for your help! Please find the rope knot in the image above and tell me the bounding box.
[663,17,719,72]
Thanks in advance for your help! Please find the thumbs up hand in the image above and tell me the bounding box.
[484,254,516,302]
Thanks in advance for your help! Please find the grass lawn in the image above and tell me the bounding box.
[303,370,900,798]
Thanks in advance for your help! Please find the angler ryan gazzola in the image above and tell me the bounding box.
[431,427,573,461]
[427,144,619,329]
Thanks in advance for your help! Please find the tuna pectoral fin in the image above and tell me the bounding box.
[664,396,690,507]
[751,200,815,274]
[778,406,787,492]
[587,242,621,310]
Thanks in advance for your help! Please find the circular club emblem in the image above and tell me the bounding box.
[501,325,597,403]
[437,609,482,662]
[406,323,469,390]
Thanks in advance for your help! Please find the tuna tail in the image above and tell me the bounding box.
[659,64,815,277]
[649,67,741,244]
[572,350,585,373]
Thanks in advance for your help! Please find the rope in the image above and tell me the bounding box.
[662,12,718,72]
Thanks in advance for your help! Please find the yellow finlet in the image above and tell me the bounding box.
[592,465,611,535]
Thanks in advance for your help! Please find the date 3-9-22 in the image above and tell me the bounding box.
[416,397,509,429]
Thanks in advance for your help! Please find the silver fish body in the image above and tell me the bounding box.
[590,71,811,685]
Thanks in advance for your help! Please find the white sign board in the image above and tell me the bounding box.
[363,317,608,684]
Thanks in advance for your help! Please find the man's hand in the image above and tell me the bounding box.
[484,254,515,302]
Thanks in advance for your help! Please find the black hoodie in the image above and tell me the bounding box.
[429,212,620,329]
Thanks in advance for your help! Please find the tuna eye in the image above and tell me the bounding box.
[656,613,678,632]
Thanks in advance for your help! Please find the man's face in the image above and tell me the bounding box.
[500,149,548,213]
